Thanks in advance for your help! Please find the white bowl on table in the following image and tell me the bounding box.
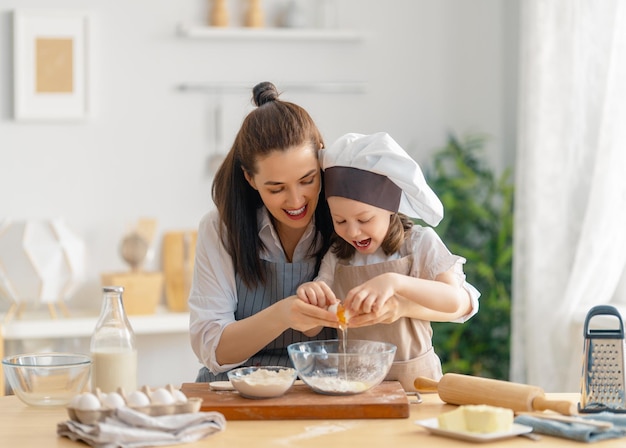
[226,366,297,399]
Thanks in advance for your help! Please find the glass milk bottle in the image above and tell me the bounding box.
[90,286,137,393]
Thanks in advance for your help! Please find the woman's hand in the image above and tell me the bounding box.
[279,295,339,332]
[216,295,338,366]
[296,280,338,308]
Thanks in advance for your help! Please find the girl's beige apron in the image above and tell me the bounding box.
[333,255,443,391]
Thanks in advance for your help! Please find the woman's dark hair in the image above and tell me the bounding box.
[331,213,414,260]
[212,82,333,288]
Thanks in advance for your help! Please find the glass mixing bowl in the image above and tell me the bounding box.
[2,352,92,407]
[288,339,396,395]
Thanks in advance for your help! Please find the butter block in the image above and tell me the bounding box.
[437,406,466,431]
[464,405,513,433]
[437,405,514,433]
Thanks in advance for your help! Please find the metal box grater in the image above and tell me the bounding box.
[579,304,626,413]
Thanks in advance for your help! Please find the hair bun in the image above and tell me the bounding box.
[253,82,280,107]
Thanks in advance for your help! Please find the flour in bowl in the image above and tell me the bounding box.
[239,368,295,385]
[229,367,296,398]
[305,377,370,394]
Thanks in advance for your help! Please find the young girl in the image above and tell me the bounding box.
[296,132,480,391]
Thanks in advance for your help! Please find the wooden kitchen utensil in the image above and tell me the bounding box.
[414,373,576,415]
[162,230,197,312]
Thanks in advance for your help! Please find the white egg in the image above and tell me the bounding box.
[101,392,126,409]
[171,389,188,403]
[126,390,150,407]
[69,393,82,408]
[150,388,175,405]
[76,392,101,410]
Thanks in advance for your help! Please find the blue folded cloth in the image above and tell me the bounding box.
[514,413,626,443]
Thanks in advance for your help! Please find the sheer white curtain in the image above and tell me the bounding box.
[512,0,626,392]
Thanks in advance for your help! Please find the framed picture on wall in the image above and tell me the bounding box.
[13,10,90,121]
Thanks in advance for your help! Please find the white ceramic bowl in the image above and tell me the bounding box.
[227,366,297,399]
[2,352,91,407]
[288,339,396,395]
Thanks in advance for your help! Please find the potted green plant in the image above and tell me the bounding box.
[421,133,514,380]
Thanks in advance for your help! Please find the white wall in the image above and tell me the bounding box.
[0,0,518,308]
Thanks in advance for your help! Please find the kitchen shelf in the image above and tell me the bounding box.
[177,82,367,94]
[176,23,362,42]
[1,308,189,340]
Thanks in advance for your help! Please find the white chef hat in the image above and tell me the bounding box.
[320,132,444,226]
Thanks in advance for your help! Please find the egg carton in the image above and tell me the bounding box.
[66,384,202,425]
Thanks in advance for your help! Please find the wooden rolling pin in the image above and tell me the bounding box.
[415,373,576,415]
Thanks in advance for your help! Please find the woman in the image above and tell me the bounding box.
[189,82,339,382]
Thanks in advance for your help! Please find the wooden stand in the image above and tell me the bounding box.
[100,271,163,315]
[162,230,196,312]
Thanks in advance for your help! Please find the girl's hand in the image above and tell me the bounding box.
[345,295,404,327]
[343,272,398,314]
[296,281,338,308]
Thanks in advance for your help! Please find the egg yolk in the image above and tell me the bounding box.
[336,303,347,325]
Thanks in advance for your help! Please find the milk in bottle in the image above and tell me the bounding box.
[90,286,137,393]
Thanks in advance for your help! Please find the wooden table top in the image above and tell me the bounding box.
[1,391,623,447]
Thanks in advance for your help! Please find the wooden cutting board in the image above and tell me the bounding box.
[180,381,409,420]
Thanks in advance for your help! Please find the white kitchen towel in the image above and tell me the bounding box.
[57,407,226,448]
[515,413,626,443]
